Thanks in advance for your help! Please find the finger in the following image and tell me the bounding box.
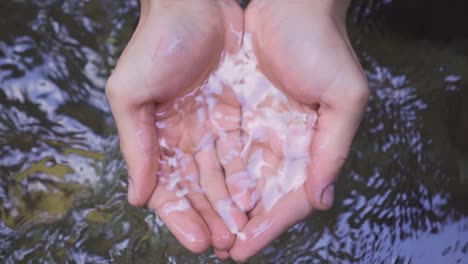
[178,154,235,251]
[306,85,369,210]
[207,85,258,212]
[107,99,159,207]
[244,140,283,215]
[214,249,230,260]
[185,190,235,251]
[148,162,211,254]
[217,131,258,212]
[229,188,313,262]
[195,144,248,236]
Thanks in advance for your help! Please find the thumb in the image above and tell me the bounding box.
[305,83,369,210]
[107,86,159,207]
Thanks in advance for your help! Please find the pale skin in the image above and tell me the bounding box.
[106,0,252,254]
[230,0,369,261]
[106,0,369,261]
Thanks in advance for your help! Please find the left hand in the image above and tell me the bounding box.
[106,0,252,255]
[229,0,370,261]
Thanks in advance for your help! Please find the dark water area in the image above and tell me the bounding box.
[0,0,467,263]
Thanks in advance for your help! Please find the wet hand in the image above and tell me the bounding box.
[105,0,252,254]
[229,0,370,260]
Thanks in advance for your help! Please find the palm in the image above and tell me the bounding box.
[107,0,251,254]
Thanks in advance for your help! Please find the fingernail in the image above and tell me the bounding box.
[321,184,334,208]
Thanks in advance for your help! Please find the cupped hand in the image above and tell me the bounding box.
[105,0,254,254]
[229,0,370,261]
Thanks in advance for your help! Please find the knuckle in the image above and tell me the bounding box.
[188,240,210,254]
[105,73,137,108]
[105,74,123,101]
[127,197,142,207]
[231,252,249,263]
[335,153,349,168]
[147,194,165,212]
[348,75,370,106]
[127,192,148,207]
[330,146,351,170]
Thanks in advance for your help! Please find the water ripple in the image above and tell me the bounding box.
[0,0,467,263]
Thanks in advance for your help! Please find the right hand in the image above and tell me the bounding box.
[105,0,252,255]
[228,0,369,260]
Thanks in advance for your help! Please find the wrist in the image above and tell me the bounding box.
[249,0,350,20]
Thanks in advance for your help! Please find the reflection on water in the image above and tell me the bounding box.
[0,0,467,263]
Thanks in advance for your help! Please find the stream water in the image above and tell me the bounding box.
[0,0,467,263]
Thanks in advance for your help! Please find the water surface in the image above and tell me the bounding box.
[0,0,467,263]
